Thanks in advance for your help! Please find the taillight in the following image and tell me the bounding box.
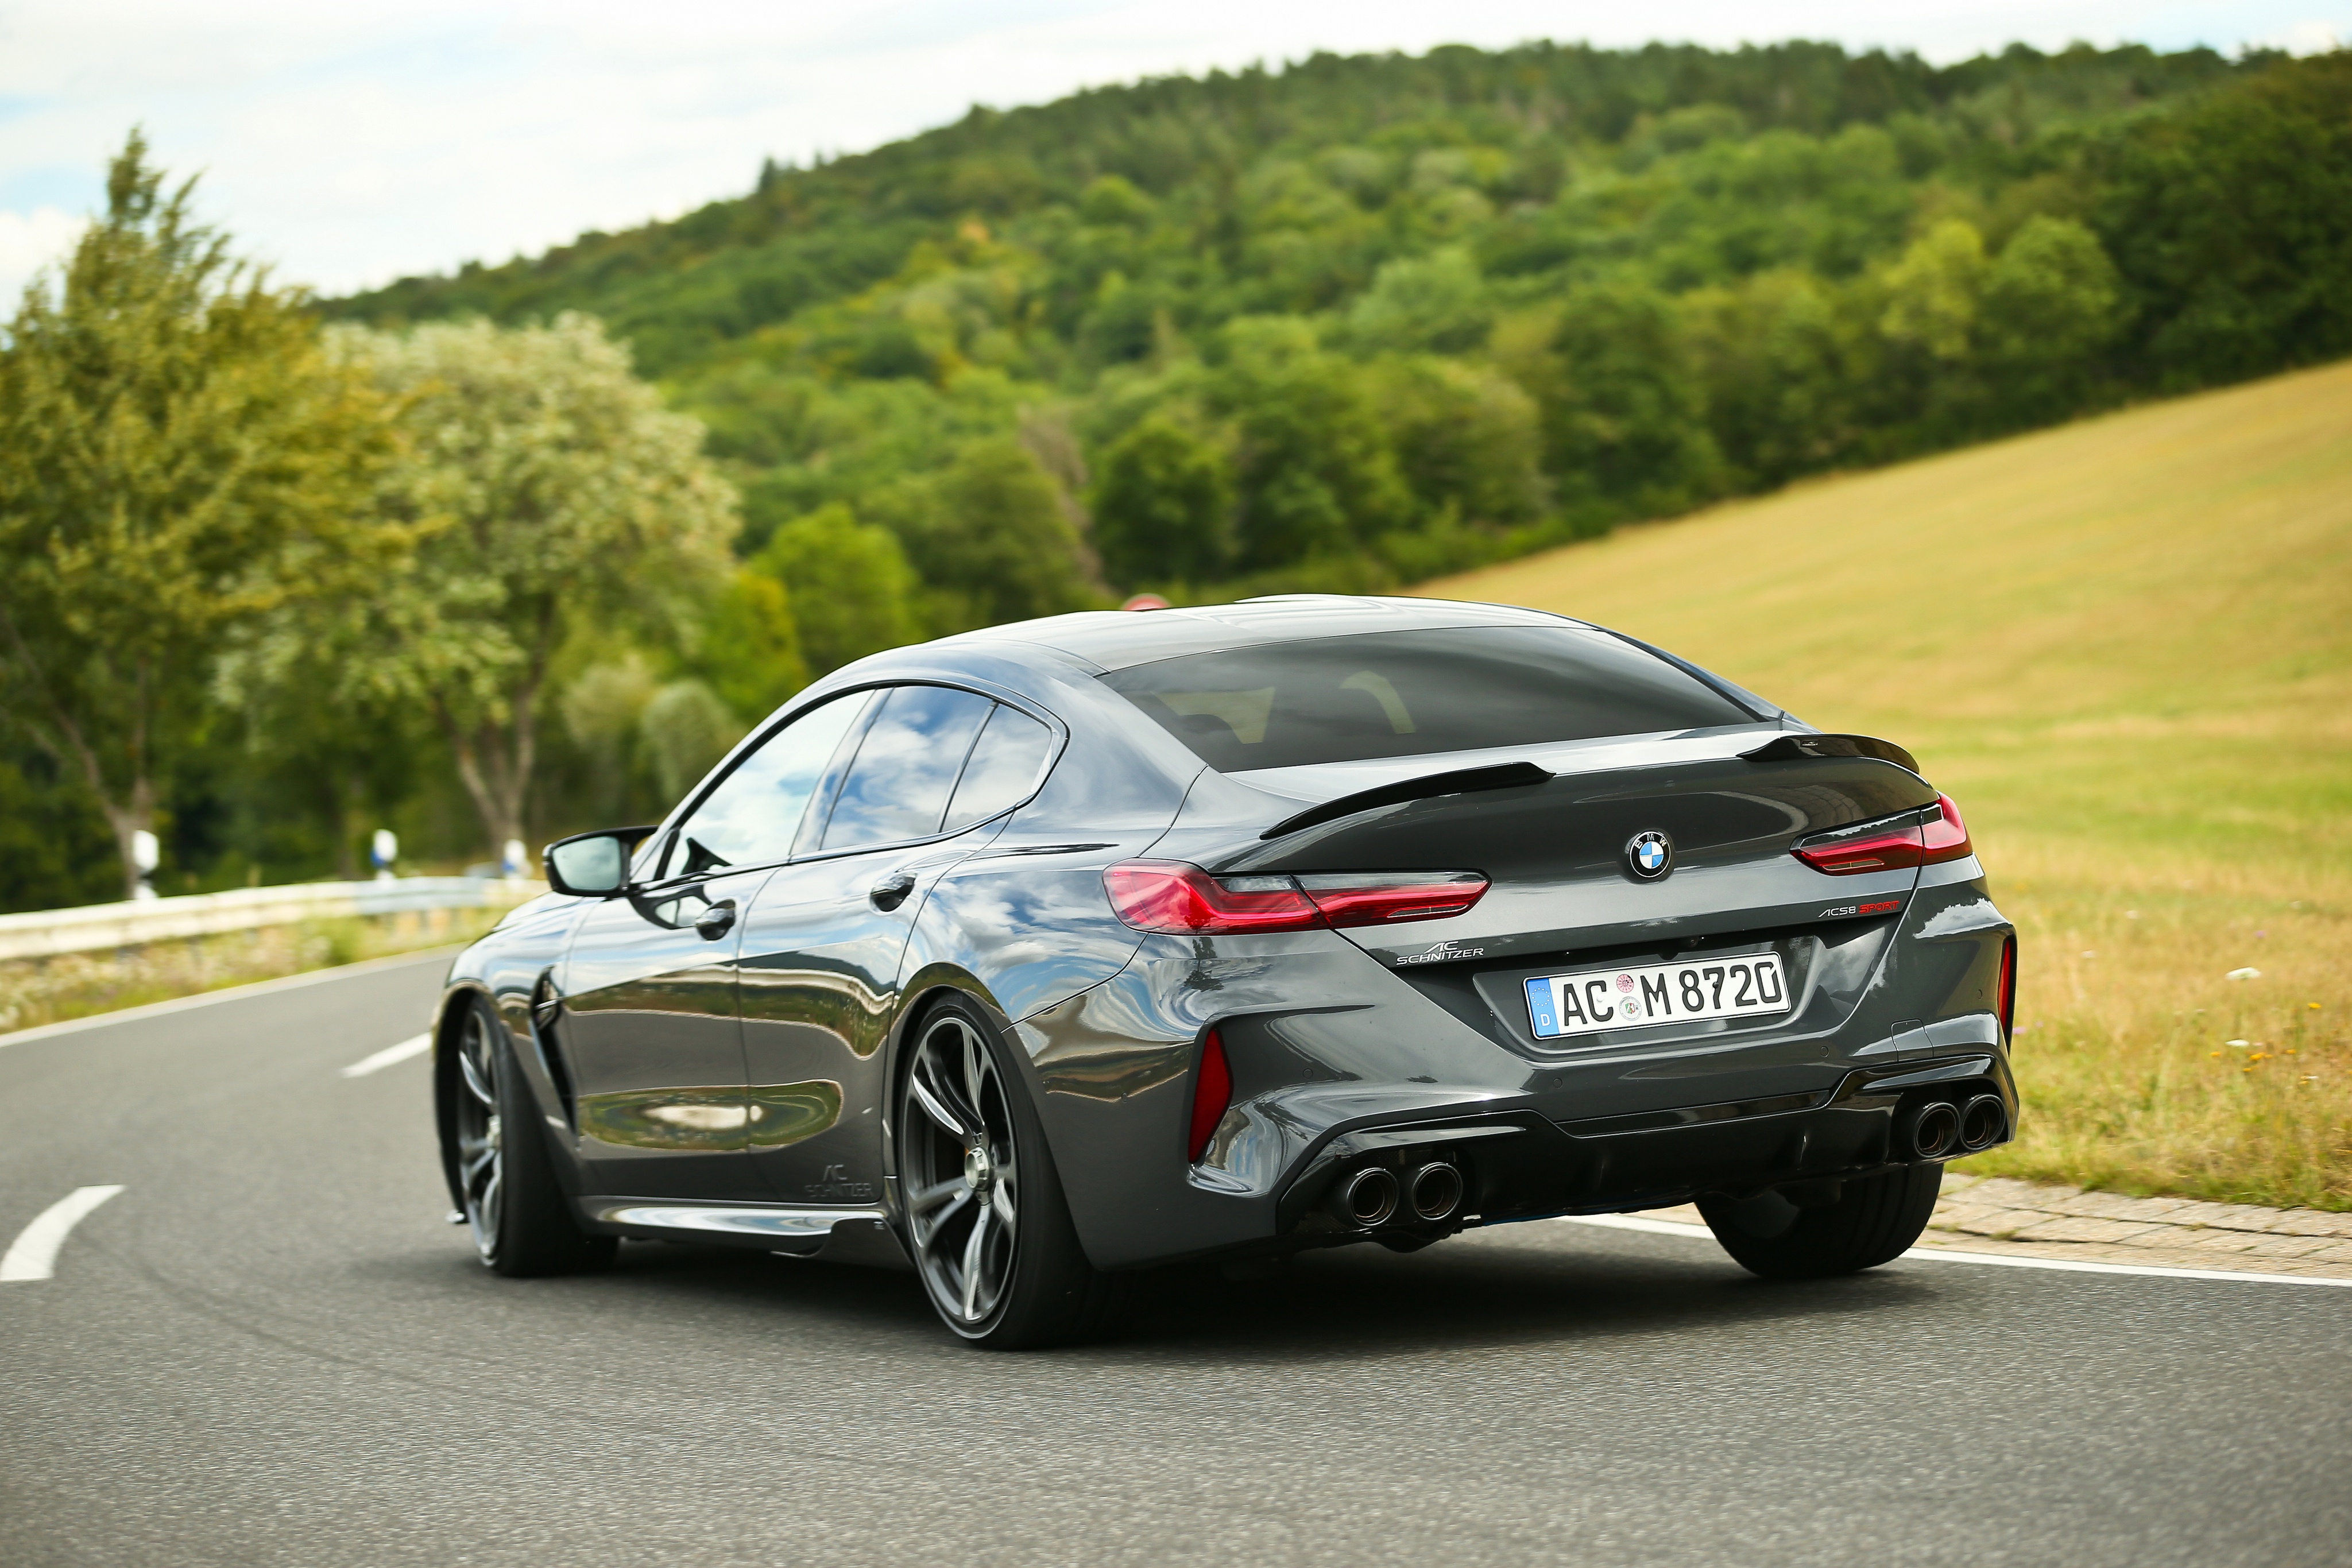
[1188,1028,1232,1162]
[1104,861,1488,934]
[1921,793,1973,865]
[1793,792,1974,876]
[1793,821,1925,876]
[1294,872,1488,927]
[1996,935,2016,1045]
[1103,862,1322,933]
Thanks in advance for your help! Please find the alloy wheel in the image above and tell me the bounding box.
[899,1012,1019,1331]
[452,1005,504,1260]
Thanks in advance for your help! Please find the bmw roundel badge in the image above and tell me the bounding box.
[1625,830,1674,881]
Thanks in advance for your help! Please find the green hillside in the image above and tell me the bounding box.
[328,42,2352,615]
[1425,361,2352,1207]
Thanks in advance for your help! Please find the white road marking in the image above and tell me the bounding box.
[340,1032,432,1078]
[1,1186,125,1282]
[0,947,459,1051]
[1556,1212,2352,1288]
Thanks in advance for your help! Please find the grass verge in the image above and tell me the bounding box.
[0,907,505,1036]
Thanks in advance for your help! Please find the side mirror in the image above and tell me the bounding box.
[543,826,659,897]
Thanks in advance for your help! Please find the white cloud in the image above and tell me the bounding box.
[0,1,2341,298]
[0,208,86,307]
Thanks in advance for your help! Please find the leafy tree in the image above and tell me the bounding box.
[751,502,923,675]
[1879,218,1988,362]
[1345,247,1492,355]
[1212,318,1410,570]
[1089,411,1236,586]
[329,313,736,854]
[879,439,1102,630]
[692,567,807,721]
[0,133,391,898]
[1978,215,2123,423]
[2092,51,2352,386]
[1506,284,1723,518]
[639,679,746,804]
[1368,355,1546,526]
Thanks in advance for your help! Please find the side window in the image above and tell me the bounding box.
[664,693,871,877]
[943,704,1055,832]
[818,686,995,851]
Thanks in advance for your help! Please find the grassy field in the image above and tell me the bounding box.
[1423,360,2352,1209]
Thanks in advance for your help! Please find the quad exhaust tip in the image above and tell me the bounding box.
[1407,1160,1463,1222]
[1336,1167,1399,1228]
[1959,1094,2007,1153]
[1906,1100,1963,1162]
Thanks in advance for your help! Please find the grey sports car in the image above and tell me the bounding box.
[434,596,2017,1347]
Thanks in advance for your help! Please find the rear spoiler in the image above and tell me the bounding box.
[1260,761,1554,841]
[1739,733,1921,775]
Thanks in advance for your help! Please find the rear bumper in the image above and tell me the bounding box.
[1011,862,2013,1271]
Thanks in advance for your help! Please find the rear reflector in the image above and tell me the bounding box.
[1103,861,1488,934]
[1997,935,2017,1045]
[1188,1029,1232,1163]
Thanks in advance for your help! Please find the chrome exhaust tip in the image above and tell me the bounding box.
[1959,1094,2007,1152]
[1334,1167,1399,1228]
[1406,1160,1463,1222]
[1905,1100,1964,1162]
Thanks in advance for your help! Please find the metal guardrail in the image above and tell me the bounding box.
[0,877,546,962]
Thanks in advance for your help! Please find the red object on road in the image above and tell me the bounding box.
[1120,593,1171,611]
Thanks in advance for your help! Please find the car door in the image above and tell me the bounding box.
[558,692,873,1201]
[737,687,1059,1205]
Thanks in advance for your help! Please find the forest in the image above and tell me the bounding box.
[5,39,2348,909]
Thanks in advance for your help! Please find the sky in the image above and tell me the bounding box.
[0,1,2342,303]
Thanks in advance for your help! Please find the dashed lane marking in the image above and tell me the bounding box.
[1,1186,125,1283]
[340,1033,432,1078]
[1558,1213,2352,1288]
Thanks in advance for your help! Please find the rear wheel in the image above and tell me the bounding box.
[896,996,1119,1349]
[1699,1165,1942,1280]
[450,996,615,1277]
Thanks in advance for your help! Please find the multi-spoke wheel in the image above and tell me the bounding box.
[443,994,614,1277]
[451,1002,506,1259]
[894,997,1119,1348]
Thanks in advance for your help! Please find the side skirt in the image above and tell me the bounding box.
[579,1199,908,1268]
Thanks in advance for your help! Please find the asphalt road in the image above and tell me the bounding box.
[3,953,2348,1567]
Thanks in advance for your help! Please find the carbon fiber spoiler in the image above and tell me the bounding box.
[1259,761,1554,841]
[1739,733,1921,775]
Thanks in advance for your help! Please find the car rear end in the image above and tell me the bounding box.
[1032,606,2016,1267]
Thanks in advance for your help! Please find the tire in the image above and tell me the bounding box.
[895,994,1121,1349]
[1699,1165,1943,1280]
[448,994,616,1278]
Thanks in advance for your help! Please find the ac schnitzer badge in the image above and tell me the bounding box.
[1624,830,1674,881]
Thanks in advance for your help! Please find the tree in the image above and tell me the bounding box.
[1089,411,1235,587]
[0,133,390,899]
[878,439,1102,630]
[330,313,736,855]
[1978,215,2122,424]
[751,502,923,675]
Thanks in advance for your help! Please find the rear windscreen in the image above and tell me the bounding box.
[1103,626,1755,772]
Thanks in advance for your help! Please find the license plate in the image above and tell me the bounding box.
[1525,954,1790,1039]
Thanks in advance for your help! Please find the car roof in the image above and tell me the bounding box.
[935,595,1592,673]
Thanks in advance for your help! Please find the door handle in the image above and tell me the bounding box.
[869,872,918,912]
[693,900,737,940]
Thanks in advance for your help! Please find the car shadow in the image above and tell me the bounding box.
[577,1221,1947,1365]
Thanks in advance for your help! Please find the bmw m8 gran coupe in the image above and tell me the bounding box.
[434,595,2017,1346]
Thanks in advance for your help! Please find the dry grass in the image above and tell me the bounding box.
[1421,359,2352,1206]
[0,907,501,1036]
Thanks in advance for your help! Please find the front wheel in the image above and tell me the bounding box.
[448,995,616,1277]
[895,997,1119,1349]
[1699,1165,1942,1280]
